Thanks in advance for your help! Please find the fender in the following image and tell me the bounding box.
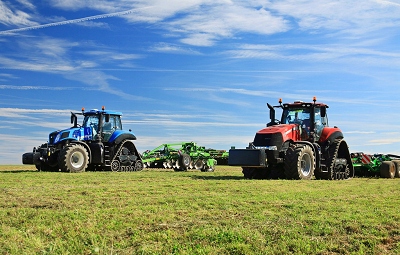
[318,127,343,144]
[68,141,93,163]
[111,139,142,161]
[292,140,322,170]
[109,130,137,144]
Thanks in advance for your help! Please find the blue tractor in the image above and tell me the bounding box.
[22,107,143,172]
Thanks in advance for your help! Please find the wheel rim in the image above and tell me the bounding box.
[300,153,312,176]
[70,151,84,169]
[183,156,190,166]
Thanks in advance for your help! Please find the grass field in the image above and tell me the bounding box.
[0,165,399,254]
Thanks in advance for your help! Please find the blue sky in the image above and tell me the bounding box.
[1,0,400,164]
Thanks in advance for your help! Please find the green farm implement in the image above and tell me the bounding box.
[141,142,217,172]
[205,149,229,165]
[351,152,400,178]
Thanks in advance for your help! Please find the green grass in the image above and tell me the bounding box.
[0,165,399,254]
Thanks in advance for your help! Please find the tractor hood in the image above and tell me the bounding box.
[49,127,93,145]
[252,124,300,150]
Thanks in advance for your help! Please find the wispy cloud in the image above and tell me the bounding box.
[269,0,400,35]
[42,0,400,46]
[224,43,400,66]
[0,6,149,35]
[149,42,202,55]
[84,51,143,61]
[0,85,92,90]
[168,4,288,46]
[0,1,38,27]
[0,36,151,101]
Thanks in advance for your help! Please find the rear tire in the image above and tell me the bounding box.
[380,161,395,178]
[58,144,89,173]
[284,144,315,180]
[391,160,400,178]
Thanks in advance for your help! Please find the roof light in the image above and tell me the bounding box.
[278,98,282,104]
[81,107,85,113]
[313,96,317,103]
[102,106,105,111]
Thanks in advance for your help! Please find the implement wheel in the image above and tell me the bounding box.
[58,144,89,173]
[380,161,395,178]
[284,144,315,180]
[179,154,191,170]
[391,160,400,178]
[195,160,204,170]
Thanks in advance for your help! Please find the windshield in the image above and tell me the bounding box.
[282,108,310,124]
[83,115,100,131]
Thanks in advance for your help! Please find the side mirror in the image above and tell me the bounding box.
[321,106,326,118]
[267,103,275,122]
[70,113,77,127]
[105,114,110,123]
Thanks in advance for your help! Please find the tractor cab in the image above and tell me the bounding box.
[268,98,328,143]
[70,107,123,143]
[81,110,122,142]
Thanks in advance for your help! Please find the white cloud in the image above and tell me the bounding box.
[0,85,86,90]
[84,51,142,61]
[0,1,38,27]
[269,0,400,35]
[223,43,400,69]
[16,0,36,10]
[149,43,202,55]
[42,0,400,46]
[0,36,152,101]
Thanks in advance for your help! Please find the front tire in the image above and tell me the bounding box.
[58,144,89,173]
[284,144,315,180]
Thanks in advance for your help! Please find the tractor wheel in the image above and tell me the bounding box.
[284,144,315,180]
[380,161,395,178]
[179,154,191,170]
[391,160,400,178]
[58,144,89,173]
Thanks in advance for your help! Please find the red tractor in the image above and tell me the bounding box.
[229,97,354,180]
